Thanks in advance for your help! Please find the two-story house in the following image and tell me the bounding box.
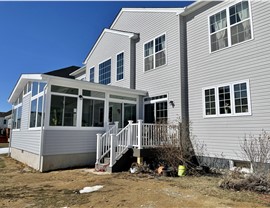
[8,0,270,172]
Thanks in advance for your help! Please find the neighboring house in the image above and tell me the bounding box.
[0,110,12,129]
[8,0,270,172]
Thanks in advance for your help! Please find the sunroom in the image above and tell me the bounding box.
[8,73,147,171]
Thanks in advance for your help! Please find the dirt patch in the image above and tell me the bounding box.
[0,155,268,208]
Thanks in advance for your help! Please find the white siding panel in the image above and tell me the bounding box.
[85,32,133,89]
[112,12,182,122]
[187,1,270,160]
[11,94,41,154]
[43,130,104,155]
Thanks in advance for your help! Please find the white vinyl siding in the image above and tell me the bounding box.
[209,0,252,52]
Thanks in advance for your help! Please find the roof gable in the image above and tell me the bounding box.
[110,8,184,29]
[83,29,138,64]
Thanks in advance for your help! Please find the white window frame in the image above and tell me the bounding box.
[202,80,251,118]
[208,0,254,53]
[143,32,167,72]
[98,57,112,85]
[12,103,22,131]
[89,66,95,83]
[81,91,106,128]
[29,82,46,130]
[116,50,124,82]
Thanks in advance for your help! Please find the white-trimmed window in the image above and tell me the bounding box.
[13,102,22,130]
[90,67,95,83]
[203,80,251,117]
[144,34,166,71]
[99,59,111,85]
[81,90,105,127]
[49,85,78,127]
[209,0,252,52]
[116,52,124,81]
[30,82,46,128]
[23,81,31,95]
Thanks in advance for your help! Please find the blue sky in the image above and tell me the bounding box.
[0,1,192,112]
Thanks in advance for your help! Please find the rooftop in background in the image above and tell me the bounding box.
[0,110,12,118]
[44,66,80,79]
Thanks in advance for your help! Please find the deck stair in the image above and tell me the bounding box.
[95,120,178,173]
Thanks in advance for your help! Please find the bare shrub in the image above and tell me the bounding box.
[154,121,198,173]
[219,169,270,193]
[240,130,270,174]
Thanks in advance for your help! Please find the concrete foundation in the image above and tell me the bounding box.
[41,152,96,172]
[11,147,40,170]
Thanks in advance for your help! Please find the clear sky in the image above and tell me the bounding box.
[0,1,193,112]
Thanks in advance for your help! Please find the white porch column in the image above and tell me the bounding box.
[128,120,133,147]
[114,121,119,134]
[138,120,143,149]
[96,133,102,164]
[110,134,116,168]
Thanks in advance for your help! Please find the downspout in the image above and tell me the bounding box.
[8,106,14,157]
[38,84,48,172]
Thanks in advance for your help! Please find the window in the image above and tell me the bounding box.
[30,96,43,128]
[3,120,6,125]
[83,90,105,98]
[51,85,78,95]
[116,52,124,80]
[144,34,166,71]
[13,105,22,130]
[50,95,77,126]
[203,80,251,117]
[90,67,95,83]
[205,88,216,115]
[144,95,168,123]
[24,81,31,95]
[29,82,46,128]
[32,82,39,96]
[209,0,252,52]
[99,59,111,85]
[81,99,104,127]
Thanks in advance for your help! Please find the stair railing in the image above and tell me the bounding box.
[96,121,119,165]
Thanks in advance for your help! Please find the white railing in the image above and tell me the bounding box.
[96,119,181,170]
[96,122,119,165]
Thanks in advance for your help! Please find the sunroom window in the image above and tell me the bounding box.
[13,105,22,129]
[203,80,250,117]
[50,95,77,126]
[144,34,166,71]
[81,99,104,127]
[209,0,252,52]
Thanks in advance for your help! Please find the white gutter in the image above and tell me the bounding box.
[38,83,48,172]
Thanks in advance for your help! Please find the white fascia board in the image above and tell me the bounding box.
[180,1,211,16]
[42,74,147,96]
[8,74,42,103]
[83,29,138,65]
[110,8,185,29]
[69,65,86,76]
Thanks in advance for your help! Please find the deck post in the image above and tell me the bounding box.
[110,134,116,168]
[114,121,119,134]
[138,120,143,149]
[96,133,102,165]
[128,120,133,147]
